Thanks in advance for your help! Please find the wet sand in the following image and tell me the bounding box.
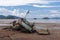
[0,23,60,40]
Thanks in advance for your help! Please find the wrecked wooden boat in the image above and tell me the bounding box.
[12,18,35,33]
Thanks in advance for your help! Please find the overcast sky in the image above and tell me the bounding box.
[0,0,60,18]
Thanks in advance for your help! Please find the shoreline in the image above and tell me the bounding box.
[0,22,60,29]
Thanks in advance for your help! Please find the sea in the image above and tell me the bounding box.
[27,18,60,23]
[0,18,60,23]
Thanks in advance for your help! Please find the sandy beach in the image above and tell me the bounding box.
[0,23,60,40]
